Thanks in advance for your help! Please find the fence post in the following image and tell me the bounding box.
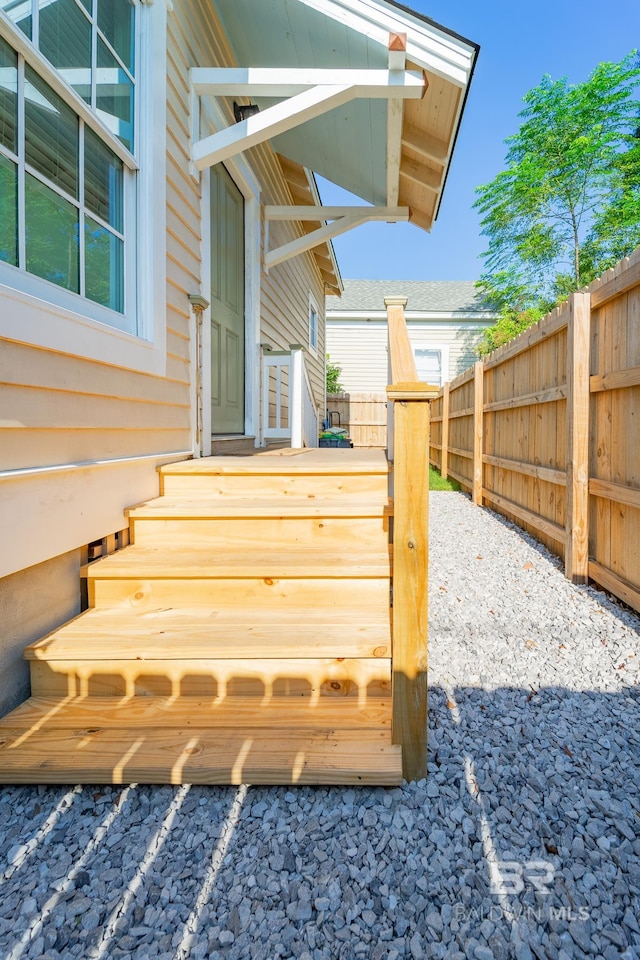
[441,382,450,480]
[473,361,484,505]
[565,292,591,583]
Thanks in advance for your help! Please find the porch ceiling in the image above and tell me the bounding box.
[211,0,478,233]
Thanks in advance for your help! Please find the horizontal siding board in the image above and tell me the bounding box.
[0,429,190,471]
[1,384,189,431]
[165,354,191,383]
[0,341,189,408]
[167,159,201,222]
[167,203,201,249]
[166,284,192,321]
[167,253,199,293]
[167,123,193,170]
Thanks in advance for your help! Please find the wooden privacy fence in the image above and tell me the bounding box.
[326,392,387,446]
[430,248,640,612]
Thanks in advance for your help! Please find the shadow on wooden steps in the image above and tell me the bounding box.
[0,450,404,786]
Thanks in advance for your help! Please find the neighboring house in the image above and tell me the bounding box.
[0,0,478,720]
[326,280,498,391]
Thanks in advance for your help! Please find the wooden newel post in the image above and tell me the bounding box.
[385,296,430,782]
[565,292,591,583]
[390,395,430,781]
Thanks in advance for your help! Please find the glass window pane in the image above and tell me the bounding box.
[25,66,78,198]
[96,38,133,152]
[0,0,32,39]
[0,35,18,154]
[98,0,134,73]
[25,173,79,292]
[85,215,123,312]
[414,349,442,386]
[84,126,123,232]
[0,154,18,265]
[38,0,92,104]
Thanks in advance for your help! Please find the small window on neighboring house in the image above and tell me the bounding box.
[0,0,137,328]
[414,348,443,387]
[309,297,318,353]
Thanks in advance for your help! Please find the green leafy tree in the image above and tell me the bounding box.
[474,52,640,352]
[326,354,343,394]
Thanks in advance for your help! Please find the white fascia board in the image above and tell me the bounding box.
[191,67,425,97]
[295,0,475,88]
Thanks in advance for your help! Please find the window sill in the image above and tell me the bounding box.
[0,279,167,376]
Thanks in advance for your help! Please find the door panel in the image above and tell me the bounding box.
[225,329,241,406]
[211,320,221,407]
[210,164,244,434]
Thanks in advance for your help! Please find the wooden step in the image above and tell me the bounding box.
[26,607,391,661]
[159,449,390,499]
[160,449,389,475]
[85,545,391,609]
[88,574,390,611]
[31,654,391,698]
[85,545,391,579]
[127,496,392,518]
[26,606,392,698]
[2,696,392,729]
[0,719,403,785]
[127,497,392,547]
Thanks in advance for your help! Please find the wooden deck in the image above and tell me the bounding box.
[0,449,404,785]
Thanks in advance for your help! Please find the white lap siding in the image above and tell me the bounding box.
[325,319,489,392]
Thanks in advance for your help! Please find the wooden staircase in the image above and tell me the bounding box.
[0,449,404,785]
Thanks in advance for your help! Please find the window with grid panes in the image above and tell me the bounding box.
[0,0,136,323]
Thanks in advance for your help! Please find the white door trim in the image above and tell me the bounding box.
[198,160,261,456]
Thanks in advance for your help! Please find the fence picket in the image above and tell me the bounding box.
[429,248,640,614]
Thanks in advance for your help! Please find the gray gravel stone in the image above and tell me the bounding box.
[568,917,593,952]
[1,493,639,959]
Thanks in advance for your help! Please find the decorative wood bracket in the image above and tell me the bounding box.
[190,67,426,171]
[263,207,410,269]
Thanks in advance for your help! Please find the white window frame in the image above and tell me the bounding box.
[413,344,450,387]
[308,292,319,356]
[0,3,168,375]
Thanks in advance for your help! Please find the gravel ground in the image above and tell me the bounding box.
[1,490,639,960]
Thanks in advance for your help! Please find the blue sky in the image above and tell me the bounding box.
[318,0,639,283]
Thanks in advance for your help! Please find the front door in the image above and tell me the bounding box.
[210,164,245,434]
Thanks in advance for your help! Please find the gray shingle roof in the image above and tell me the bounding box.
[328,279,492,314]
